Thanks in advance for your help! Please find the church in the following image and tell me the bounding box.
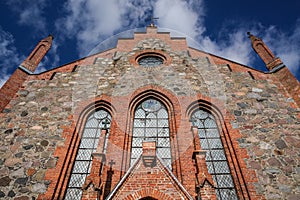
[0,24,299,200]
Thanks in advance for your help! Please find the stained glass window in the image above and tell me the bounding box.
[131,99,172,169]
[138,56,164,67]
[191,109,238,200]
[64,110,111,200]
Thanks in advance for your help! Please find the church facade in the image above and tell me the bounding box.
[0,26,299,200]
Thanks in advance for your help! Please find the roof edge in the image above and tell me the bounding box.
[188,46,267,73]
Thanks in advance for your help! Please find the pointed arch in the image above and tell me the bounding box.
[131,98,172,168]
[128,86,179,114]
[123,86,182,178]
[187,100,250,200]
[43,98,116,200]
[64,109,112,199]
[62,101,115,200]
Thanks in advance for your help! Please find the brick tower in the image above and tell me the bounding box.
[0,26,299,200]
[0,35,52,112]
[20,35,53,72]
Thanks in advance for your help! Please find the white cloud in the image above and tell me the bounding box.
[196,30,252,65]
[49,40,60,68]
[6,0,47,32]
[154,0,205,38]
[57,0,205,56]
[0,27,24,88]
[153,0,252,65]
[36,39,60,74]
[56,0,156,56]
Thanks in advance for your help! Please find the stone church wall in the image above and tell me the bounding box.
[0,32,299,200]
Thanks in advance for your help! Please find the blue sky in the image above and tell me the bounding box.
[0,0,300,87]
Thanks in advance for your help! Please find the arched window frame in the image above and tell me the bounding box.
[63,108,112,200]
[124,89,181,178]
[130,98,172,169]
[44,100,116,200]
[187,101,250,200]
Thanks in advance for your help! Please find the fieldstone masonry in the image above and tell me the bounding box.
[0,26,299,199]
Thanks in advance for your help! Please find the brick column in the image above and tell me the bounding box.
[82,129,108,199]
[191,126,217,200]
[81,153,105,200]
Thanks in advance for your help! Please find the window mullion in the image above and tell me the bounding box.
[131,99,172,169]
[64,110,111,200]
[192,109,238,200]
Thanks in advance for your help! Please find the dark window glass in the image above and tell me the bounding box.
[138,56,164,67]
[191,109,238,200]
[131,99,171,169]
[64,110,111,200]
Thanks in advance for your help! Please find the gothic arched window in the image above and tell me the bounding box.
[64,109,111,200]
[131,98,172,169]
[191,109,238,200]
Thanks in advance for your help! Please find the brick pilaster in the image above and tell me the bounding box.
[191,127,217,200]
[82,129,108,199]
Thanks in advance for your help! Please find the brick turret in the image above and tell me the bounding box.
[20,35,53,72]
[191,127,217,200]
[0,35,52,112]
[247,32,283,71]
[248,32,300,106]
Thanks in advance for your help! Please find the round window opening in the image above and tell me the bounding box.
[138,55,164,67]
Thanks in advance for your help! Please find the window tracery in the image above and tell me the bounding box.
[138,56,164,67]
[64,109,111,200]
[131,98,172,169]
[191,109,238,200]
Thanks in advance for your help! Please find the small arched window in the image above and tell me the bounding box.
[191,109,238,200]
[138,56,164,67]
[64,109,111,200]
[131,98,172,169]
